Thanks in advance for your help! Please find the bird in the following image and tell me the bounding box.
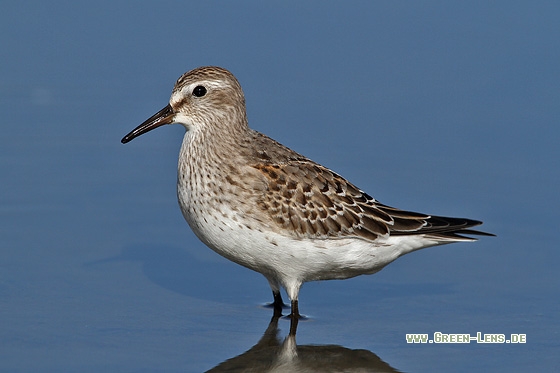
[121,66,493,319]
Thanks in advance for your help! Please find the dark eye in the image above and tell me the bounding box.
[192,85,207,97]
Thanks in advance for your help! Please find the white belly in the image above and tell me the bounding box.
[178,190,422,284]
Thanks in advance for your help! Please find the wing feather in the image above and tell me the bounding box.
[252,159,492,242]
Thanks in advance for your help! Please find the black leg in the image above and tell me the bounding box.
[290,299,300,319]
[272,290,285,311]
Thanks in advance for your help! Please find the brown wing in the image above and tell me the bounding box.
[253,161,418,241]
[252,160,492,242]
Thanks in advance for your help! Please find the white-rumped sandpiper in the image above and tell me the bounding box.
[122,66,492,319]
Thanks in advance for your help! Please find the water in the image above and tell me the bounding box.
[1,2,558,371]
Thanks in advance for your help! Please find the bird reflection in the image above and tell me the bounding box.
[206,308,401,372]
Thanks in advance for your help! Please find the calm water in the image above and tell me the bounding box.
[2,2,558,372]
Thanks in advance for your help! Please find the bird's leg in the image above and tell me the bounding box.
[290,299,301,319]
[266,277,288,311]
[288,300,301,335]
[272,290,285,312]
[286,282,302,319]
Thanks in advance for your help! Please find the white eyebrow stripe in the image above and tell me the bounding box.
[170,80,231,104]
[182,80,229,93]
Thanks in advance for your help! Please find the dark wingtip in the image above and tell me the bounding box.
[390,214,495,239]
[456,229,496,237]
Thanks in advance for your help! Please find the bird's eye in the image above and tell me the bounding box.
[192,85,207,97]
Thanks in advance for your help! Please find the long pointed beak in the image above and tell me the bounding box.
[121,104,175,144]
